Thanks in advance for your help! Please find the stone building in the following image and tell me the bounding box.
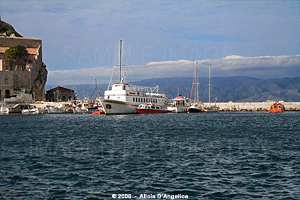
[0,20,47,102]
[46,86,75,102]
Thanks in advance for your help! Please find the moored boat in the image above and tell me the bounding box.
[137,103,167,114]
[100,40,167,115]
[188,104,207,113]
[21,105,43,114]
[92,105,106,115]
[167,95,191,113]
[0,104,9,115]
[187,61,206,113]
[73,100,89,114]
[268,102,284,113]
[46,102,73,114]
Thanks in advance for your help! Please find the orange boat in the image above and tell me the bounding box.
[268,102,284,113]
[92,106,106,115]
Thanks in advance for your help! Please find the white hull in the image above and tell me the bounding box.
[102,99,138,114]
[22,109,40,114]
[47,108,73,114]
[0,106,9,115]
[73,108,89,114]
[167,106,189,113]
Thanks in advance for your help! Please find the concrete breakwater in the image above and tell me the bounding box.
[203,101,300,112]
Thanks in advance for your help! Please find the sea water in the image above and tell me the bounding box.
[0,112,299,199]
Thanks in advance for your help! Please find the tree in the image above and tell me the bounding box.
[4,45,28,71]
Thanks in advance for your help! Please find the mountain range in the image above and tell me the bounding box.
[49,76,299,102]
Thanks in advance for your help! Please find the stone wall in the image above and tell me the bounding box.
[0,36,47,101]
[0,36,41,49]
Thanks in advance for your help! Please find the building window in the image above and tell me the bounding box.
[5,78,8,85]
[63,96,66,101]
[5,90,10,98]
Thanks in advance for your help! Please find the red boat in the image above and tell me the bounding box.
[268,102,284,113]
[92,106,106,115]
[137,103,167,114]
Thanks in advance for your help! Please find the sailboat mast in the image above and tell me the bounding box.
[208,64,211,105]
[194,61,199,102]
[119,40,122,83]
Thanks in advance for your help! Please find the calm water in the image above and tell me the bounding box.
[0,112,299,199]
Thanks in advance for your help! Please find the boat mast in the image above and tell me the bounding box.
[119,40,122,83]
[194,61,199,102]
[208,64,211,105]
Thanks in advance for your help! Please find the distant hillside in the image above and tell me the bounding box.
[51,76,299,102]
[133,76,300,102]
[0,20,22,37]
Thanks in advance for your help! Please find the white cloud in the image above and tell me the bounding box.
[2,0,299,73]
[47,55,300,85]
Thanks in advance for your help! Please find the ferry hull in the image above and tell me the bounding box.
[102,100,138,114]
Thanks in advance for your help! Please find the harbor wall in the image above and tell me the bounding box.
[203,101,300,111]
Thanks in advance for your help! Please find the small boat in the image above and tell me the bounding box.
[21,105,43,114]
[92,105,106,115]
[167,95,191,113]
[46,102,73,114]
[188,104,207,113]
[137,103,167,114]
[268,102,284,113]
[0,105,9,115]
[73,101,89,114]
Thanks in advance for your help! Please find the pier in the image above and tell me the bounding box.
[203,101,300,112]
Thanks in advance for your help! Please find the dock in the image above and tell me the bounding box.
[203,101,300,112]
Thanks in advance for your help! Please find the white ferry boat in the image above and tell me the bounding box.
[101,40,167,115]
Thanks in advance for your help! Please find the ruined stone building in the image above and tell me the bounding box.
[46,86,75,102]
[0,20,47,102]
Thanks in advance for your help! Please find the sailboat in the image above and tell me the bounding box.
[188,61,206,113]
[205,64,219,112]
[100,40,167,114]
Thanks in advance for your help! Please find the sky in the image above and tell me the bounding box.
[1,0,299,86]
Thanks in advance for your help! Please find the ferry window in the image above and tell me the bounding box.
[138,98,140,102]
[133,98,135,102]
[106,104,111,109]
